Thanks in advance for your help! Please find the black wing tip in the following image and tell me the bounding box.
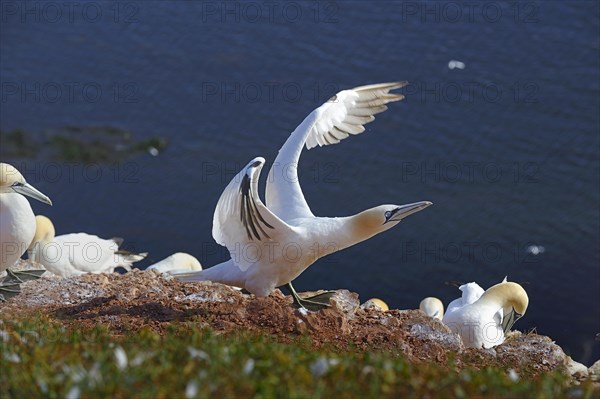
[238,163,274,241]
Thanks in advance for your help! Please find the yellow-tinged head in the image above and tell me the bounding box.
[363,298,389,311]
[480,281,529,333]
[352,202,433,235]
[170,252,202,271]
[29,215,56,249]
[28,215,56,262]
[0,163,52,205]
[419,297,445,319]
[482,281,529,315]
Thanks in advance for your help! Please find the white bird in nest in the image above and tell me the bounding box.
[419,297,445,320]
[0,163,52,288]
[146,252,202,274]
[0,163,52,271]
[173,82,432,309]
[28,215,147,278]
[442,278,528,349]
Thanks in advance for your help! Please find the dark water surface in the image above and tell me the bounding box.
[1,1,599,363]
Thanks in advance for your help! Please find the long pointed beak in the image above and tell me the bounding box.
[13,183,52,206]
[501,308,522,334]
[386,201,432,223]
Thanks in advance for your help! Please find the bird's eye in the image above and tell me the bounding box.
[384,211,391,219]
[11,182,24,187]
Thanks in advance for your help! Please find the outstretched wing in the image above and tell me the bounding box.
[212,157,297,271]
[304,81,408,149]
[266,82,407,222]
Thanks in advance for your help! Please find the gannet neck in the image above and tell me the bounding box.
[478,282,529,315]
[266,114,317,220]
[308,202,432,255]
[27,215,56,262]
[265,82,409,223]
[342,208,396,247]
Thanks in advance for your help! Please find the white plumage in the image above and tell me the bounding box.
[442,280,529,349]
[419,297,445,320]
[173,83,432,306]
[0,163,52,273]
[146,252,202,274]
[28,215,146,278]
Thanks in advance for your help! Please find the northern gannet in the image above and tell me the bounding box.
[174,82,432,309]
[362,298,389,311]
[419,297,444,319]
[0,163,52,274]
[442,281,529,349]
[28,215,146,277]
[146,252,202,274]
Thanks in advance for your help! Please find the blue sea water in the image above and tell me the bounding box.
[1,1,599,364]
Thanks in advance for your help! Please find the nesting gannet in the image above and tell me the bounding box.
[442,281,529,349]
[28,215,146,278]
[173,81,432,309]
[362,298,389,311]
[146,252,202,274]
[419,297,444,319]
[0,163,52,273]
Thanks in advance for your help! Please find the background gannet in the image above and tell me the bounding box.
[146,252,202,274]
[419,297,444,319]
[0,163,52,273]
[362,298,389,311]
[442,281,529,349]
[28,215,147,278]
[173,82,432,309]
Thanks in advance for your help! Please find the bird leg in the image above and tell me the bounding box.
[284,282,335,311]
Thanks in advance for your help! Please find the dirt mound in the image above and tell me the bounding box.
[0,270,570,375]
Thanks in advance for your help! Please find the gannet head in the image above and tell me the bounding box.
[169,252,202,271]
[363,298,389,311]
[355,202,432,232]
[28,215,56,261]
[382,201,432,224]
[419,297,444,319]
[0,163,52,205]
[480,281,529,333]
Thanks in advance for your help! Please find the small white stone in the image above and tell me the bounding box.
[243,358,255,375]
[185,381,198,398]
[114,346,128,370]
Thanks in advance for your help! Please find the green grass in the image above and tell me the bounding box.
[0,317,596,399]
